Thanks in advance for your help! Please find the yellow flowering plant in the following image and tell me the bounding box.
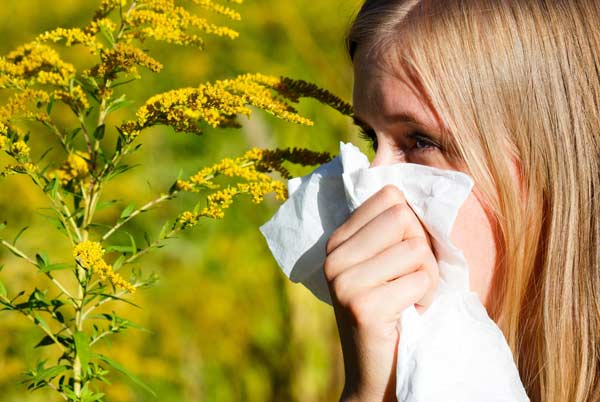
[0,1,353,400]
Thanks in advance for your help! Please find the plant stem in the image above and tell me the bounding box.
[80,281,143,321]
[73,264,85,398]
[0,294,67,353]
[0,239,76,300]
[101,193,173,241]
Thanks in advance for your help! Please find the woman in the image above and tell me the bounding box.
[323,1,600,401]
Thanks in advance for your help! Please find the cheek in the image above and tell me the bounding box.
[447,190,498,306]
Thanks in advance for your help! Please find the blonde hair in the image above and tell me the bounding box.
[346,1,600,401]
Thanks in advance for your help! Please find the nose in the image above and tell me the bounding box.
[369,144,404,167]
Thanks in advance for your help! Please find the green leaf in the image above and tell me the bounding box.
[119,203,136,221]
[143,231,151,247]
[104,244,134,253]
[36,211,68,237]
[126,232,137,256]
[158,220,172,240]
[112,254,126,271]
[96,199,118,211]
[105,94,134,114]
[39,263,72,273]
[35,253,49,269]
[25,360,69,387]
[0,278,6,298]
[99,24,116,48]
[46,93,55,115]
[32,312,51,334]
[43,178,60,199]
[95,354,156,397]
[67,127,81,145]
[74,331,91,375]
[109,79,137,89]
[105,163,141,182]
[93,124,106,140]
[86,292,140,309]
[80,382,105,402]
[12,226,29,245]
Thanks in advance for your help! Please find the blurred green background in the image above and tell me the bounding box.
[0,1,375,401]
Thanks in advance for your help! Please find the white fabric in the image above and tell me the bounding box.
[259,141,529,401]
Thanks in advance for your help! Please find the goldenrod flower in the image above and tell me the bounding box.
[192,0,242,20]
[48,151,91,187]
[120,73,314,140]
[36,27,102,53]
[11,141,30,159]
[123,0,240,48]
[53,85,90,112]
[273,77,354,117]
[87,43,163,83]
[173,146,330,227]
[73,241,135,293]
[0,136,9,152]
[176,210,200,229]
[0,89,51,123]
[0,42,76,89]
[0,162,38,177]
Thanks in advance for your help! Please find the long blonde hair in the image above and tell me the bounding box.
[346,1,600,401]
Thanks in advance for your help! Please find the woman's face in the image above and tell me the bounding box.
[352,48,519,310]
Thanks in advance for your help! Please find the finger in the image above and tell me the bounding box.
[330,237,439,303]
[346,270,431,328]
[324,203,429,280]
[326,184,406,254]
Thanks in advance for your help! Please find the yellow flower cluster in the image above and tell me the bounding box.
[36,27,102,54]
[0,163,37,177]
[273,77,354,117]
[11,141,30,159]
[94,0,129,21]
[123,0,240,48]
[120,73,313,140]
[0,117,33,162]
[87,43,163,83]
[191,0,242,20]
[172,146,332,226]
[0,89,50,123]
[73,240,135,293]
[0,42,76,89]
[175,178,286,225]
[53,85,90,112]
[48,152,91,187]
[247,147,333,179]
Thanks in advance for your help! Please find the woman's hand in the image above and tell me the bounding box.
[324,185,439,402]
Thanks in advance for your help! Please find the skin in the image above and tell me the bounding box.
[325,46,521,402]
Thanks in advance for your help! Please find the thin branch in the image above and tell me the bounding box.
[46,381,69,401]
[101,193,173,241]
[0,294,67,353]
[80,281,144,321]
[89,330,111,347]
[0,239,76,300]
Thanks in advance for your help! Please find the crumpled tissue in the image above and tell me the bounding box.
[259,141,530,402]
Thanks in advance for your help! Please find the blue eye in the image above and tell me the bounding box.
[358,126,440,154]
[410,133,438,151]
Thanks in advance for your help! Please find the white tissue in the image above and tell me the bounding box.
[259,141,529,401]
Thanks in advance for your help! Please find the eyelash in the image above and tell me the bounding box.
[358,127,438,153]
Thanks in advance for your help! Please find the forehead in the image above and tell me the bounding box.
[352,47,442,131]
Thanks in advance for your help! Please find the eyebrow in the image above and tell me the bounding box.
[353,111,431,131]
